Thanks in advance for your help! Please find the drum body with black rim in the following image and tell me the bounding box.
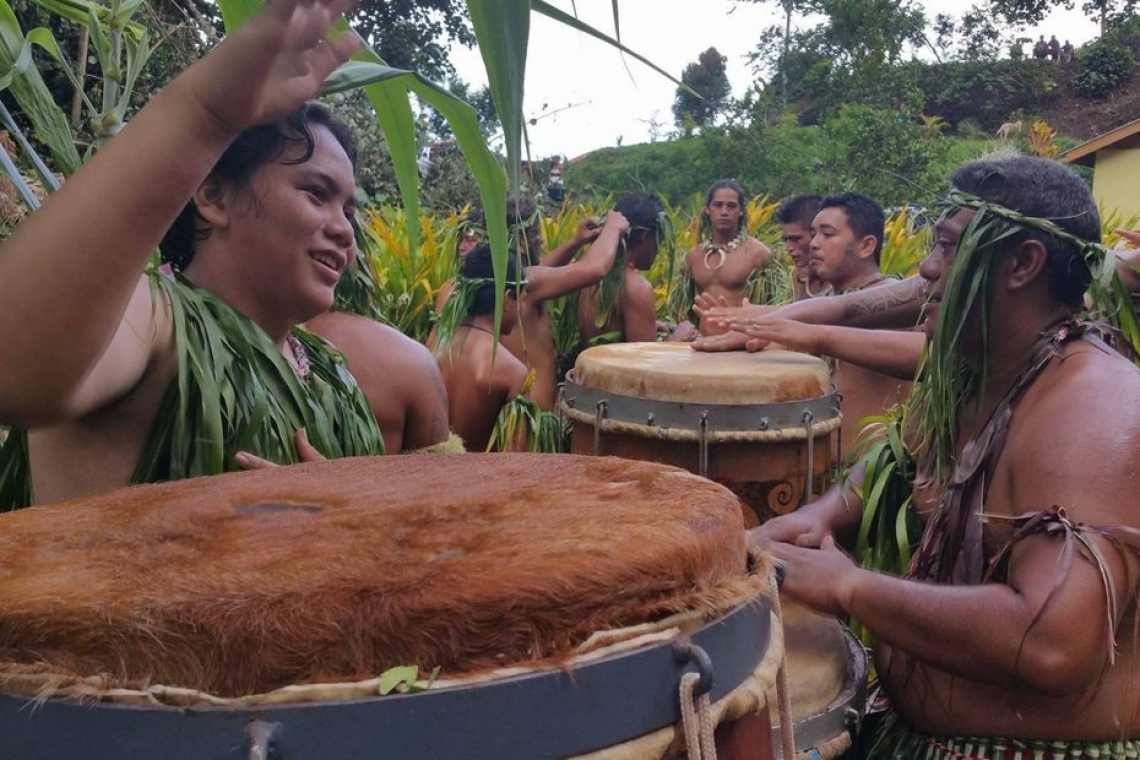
[771,600,868,759]
[0,454,789,759]
[561,344,841,525]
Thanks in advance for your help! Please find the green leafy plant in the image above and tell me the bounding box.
[1073,38,1135,99]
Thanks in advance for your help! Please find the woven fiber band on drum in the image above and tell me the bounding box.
[562,405,843,443]
[574,558,788,760]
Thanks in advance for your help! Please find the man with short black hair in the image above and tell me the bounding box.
[804,192,910,455]
[757,156,1140,755]
[774,194,825,300]
[577,193,665,345]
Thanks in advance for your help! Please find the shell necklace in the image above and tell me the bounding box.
[286,333,311,381]
[700,231,745,271]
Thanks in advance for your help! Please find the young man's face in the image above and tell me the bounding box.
[808,206,873,290]
[221,124,358,322]
[780,222,812,268]
[706,188,744,238]
[628,231,659,271]
[457,229,481,260]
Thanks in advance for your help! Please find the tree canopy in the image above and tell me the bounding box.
[673,47,731,132]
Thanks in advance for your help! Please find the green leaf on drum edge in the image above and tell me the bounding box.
[378,665,422,696]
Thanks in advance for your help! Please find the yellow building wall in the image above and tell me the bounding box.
[1092,149,1140,223]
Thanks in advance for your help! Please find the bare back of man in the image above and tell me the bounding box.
[305,311,449,453]
[499,295,558,409]
[881,339,1140,739]
[578,269,658,344]
[437,327,528,451]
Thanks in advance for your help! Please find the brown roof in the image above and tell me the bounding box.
[1063,119,1140,166]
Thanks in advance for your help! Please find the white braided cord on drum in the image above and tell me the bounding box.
[674,565,795,760]
[769,581,797,760]
[562,405,842,443]
[679,671,717,760]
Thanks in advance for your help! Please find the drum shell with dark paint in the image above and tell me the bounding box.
[562,344,841,525]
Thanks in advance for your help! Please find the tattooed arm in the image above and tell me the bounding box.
[702,276,925,334]
[694,276,926,352]
[830,275,927,328]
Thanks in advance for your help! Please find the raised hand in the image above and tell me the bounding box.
[603,210,631,236]
[575,217,604,246]
[175,0,359,136]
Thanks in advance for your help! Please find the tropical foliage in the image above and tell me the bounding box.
[672,46,730,132]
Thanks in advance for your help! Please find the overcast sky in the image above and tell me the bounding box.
[447,1,1100,159]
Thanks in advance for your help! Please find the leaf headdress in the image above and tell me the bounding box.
[594,209,674,328]
[433,272,527,356]
[913,189,1139,486]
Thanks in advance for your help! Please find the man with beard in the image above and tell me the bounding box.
[755,157,1140,757]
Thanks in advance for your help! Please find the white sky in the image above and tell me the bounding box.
[447,1,1100,159]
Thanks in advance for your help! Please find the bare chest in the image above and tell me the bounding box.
[688,248,761,291]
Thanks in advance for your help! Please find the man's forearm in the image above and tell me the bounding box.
[817,326,924,381]
[775,276,926,329]
[845,571,1071,691]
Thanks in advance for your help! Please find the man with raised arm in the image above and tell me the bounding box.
[577,192,665,345]
[432,197,606,411]
[757,156,1140,756]
[0,0,382,508]
[431,211,628,449]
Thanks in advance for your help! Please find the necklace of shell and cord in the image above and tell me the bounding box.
[699,229,747,271]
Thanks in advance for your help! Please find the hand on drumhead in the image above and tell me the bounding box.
[747,509,831,549]
[235,429,327,470]
[762,535,859,618]
[691,293,736,333]
[691,330,765,353]
[728,318,821,355]
[666,320,699,342]
[174,0,359,136]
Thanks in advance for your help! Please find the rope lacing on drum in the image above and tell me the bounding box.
[770,570,797,760]
[678,670,717,760]
[802,410,815,505]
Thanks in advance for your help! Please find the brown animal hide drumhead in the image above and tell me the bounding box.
[0,454,754,699]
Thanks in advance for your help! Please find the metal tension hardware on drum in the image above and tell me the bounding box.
[562,343,842,525]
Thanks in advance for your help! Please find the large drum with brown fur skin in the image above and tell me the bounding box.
[562,344,841,526]
[0,454,787,759]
